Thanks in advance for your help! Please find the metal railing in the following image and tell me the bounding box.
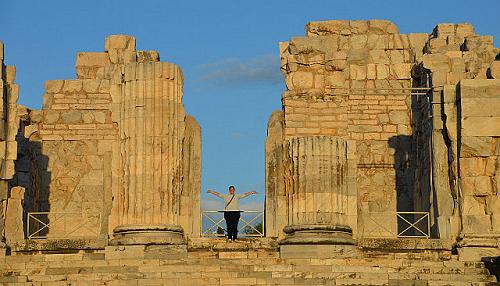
[201,210,264,238]
[27,212,101,239]
[362,211,430,239]
[397,212,431,238]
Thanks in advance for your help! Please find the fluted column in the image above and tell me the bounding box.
[280,136,355,245]
[110,61,187,245]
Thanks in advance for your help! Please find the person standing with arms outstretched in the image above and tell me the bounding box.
[207,186,257,242]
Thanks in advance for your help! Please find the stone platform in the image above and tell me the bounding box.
[1,238,498,285]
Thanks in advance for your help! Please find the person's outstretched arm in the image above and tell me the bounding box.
[240,191,258,198]
[207,189,223,198]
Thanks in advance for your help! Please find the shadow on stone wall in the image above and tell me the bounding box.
[12,134,51,238]
[388,135,417,236]
[388,135,415,213]
[482,257,500,280]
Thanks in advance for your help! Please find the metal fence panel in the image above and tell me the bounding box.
[27,212,101,239]
[201,210,264,238]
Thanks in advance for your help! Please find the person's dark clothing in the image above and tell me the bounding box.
[224,211,241,240]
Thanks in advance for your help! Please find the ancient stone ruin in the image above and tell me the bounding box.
[266,20,500,262]
[1,20,500,285]
[2,35,202,249]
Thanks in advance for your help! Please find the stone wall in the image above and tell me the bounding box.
[268,20,428,239]
[0,42,21,247]
[267,20,500,254]
[411,23,500,251]
[457,80,500,260]
[10,35,202,242]
[460,80,500,231]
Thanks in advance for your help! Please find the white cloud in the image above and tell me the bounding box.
[201,198,225,211]
[197,54,283,86]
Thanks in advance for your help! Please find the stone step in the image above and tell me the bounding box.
[1,270,496,283]
[3,263,492,277]
[1,256,489,269]
[0,276,497,286]
[1,252,496,285]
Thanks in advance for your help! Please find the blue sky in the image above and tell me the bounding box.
[1,0,499,211]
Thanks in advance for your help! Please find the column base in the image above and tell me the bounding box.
[457,233,500,262]
[279,224,356,245]
[109,224,186,246]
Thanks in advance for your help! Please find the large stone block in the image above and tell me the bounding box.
[280,244,360,259]
[5,66,16,83]
[461,98,500,117]
[388,110,410,125]
[108,49,137,64]
[421,54,450,71]
[408,33,428,52]
[76,52,110,67]
[458,246,500,262]
[391,63,411,79]
[45,80,64,93]
[4,187,26,242]
[287,71,314,90]
[433,23,455,38]
[462,214,491,233]
[460,79,500,98]
[460,157,487,177]
[63,80,83,93]
[104,35,136,51]
[455,23,475,38]
[368,20,399,35]
[306,20,351,36]
[489,61,500,79]
[461,136,493,157]
[136,50,160,63]
[462,117,500,137]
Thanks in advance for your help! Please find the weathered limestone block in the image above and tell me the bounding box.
[136,50,160,63]
[104,35,137,64]
[4,186,25,242]
[306,20,399,37]
[62,79,83,93]
[306,20,351,36]
[108,49,137,64]
[76,52,110,79]
[265,110,285,239]
[179,115,201,238]
[0,44,20,182]
[287,71,314,90]
[104,35,136,51]
[461,137,493,157]
[460,79,500,137]
[280,136,354,245]
[489,61,500,79]
[44,80,64,93]
[463,35,494,52]
[460,79,500,98]
[391,63,411,79]
[5,66,16,83]
[461,98,500,117]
